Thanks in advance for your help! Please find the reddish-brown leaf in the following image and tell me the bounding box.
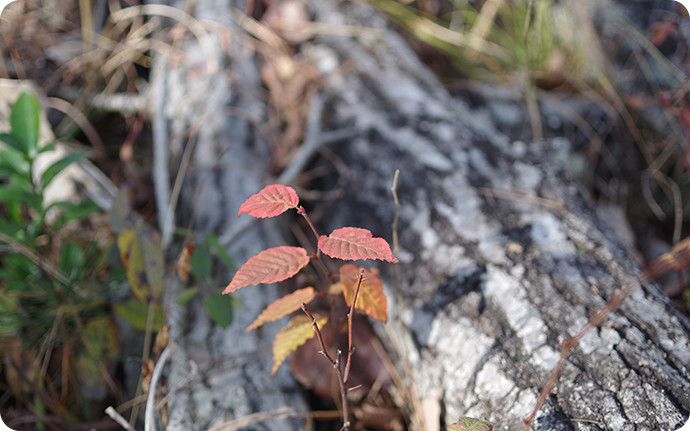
[272,314,327,375]
[340,264,387,323]
[223,246,309,294]
[237,184,299,218]
[318,227,398,263]
[176,243,195,284]
[246,287,316,332]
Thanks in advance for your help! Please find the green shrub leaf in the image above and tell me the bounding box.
[204,292,235,328]
[191,243,213,279]
[0,181,32,205]
[0,132,23,152]
[0,147,30,177]
[117,225,165,302]
[40,152,85,190]
[10,92,41,158]
[37,141,56,154]
[48,200,100,231]
[114,298,165,331]
[176,286,200,305]
[205,232,235,270]
[0,293,21,337]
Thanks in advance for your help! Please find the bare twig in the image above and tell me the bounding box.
[45,97,106,162]
[110,4,218,75]
[296,206,331,283]
[301,303,350,430]
[478,187,564,212]
[343,270,364,384]
[390,169,401,262]
[208,406,297,431]
[105,406,137,431]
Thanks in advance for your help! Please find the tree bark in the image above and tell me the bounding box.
[305,1,690,430]
[150,1,308,430]
[155,0,690,430]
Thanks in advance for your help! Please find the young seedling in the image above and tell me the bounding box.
[223,184,397,430]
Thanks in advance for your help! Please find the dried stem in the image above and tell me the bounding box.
[296,205,331,283]
[297,205,320,243]
[343,269,364,384]
[301,303,350,430]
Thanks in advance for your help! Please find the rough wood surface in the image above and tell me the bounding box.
[151,1,307,430]
[153,0,690,430]
[307,1,690,430]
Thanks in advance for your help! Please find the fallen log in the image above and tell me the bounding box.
[152,0,690,429]
[305,1,690,429]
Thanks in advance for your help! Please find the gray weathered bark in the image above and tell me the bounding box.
[149,1,308,430]
[307,1,690,430]
[154,0,690,430]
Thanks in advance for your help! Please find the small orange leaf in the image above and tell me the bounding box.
[340,264,387,323]
[447,417,493,431]
[272,314,327,375]
[318,227,398,263]
[246,287,317,332]
[223,246,309,294]
[176,243,195,284]
[237,184,299,218]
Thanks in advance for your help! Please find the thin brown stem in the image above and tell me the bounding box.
[301,303,336,366]
[297,205,320,243]
[297,205,331,283]
[343,269,364,384]
[301,302,350,430]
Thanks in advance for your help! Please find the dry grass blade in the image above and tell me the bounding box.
[208,407,297,431]
[109,4,219,75]
[367,0,510,62]
[467,0,504,57]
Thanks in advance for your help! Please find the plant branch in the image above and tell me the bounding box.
[343,269,364,384]
[297,206,320,244]
[301,303,336,366]
[297,205,331,283]
[301,302,350,430]
[106,406,137,431]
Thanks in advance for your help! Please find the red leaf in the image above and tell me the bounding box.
[340,264,387,322]
[237,184,299,218]
[318,227,398,263]
[223,246,309,293]
[246,287,317,332]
